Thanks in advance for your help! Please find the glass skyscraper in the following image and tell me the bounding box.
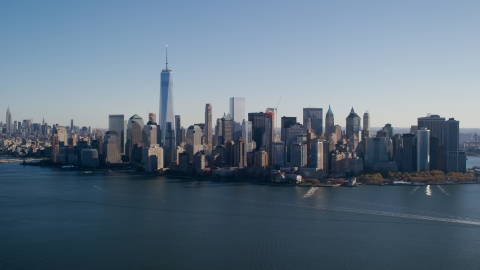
[230,97,245,140]
[159,46,176,163]
[108,114,125,154]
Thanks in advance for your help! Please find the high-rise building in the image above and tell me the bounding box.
[126,114,144,163]
[303,108,323,136]
[175,115,181,147]
[248,112,265,151]
[290,143,307,167]
[325,105,334,138]
[346,107,361,138]
[233,137,247,168]
[417,128,430,172]
[109,115,126,154]
[147,113,157,125]
[159,45,176,163]
[53,126,67,146]
[272,141,285,167]
[383,123,393,138]
[418,115,445,145]
[402,133,416,172]
[221,113,233,143]
[265,109,275,165]
[230,97,245,140]
[214,118,223,145]
[444,118,462,172]
[5,107,12,134]
[205,104,213,151]
[281,116,297,143]
[363,111,370,131]
[364,137,391,170]
[103,131,122,164]
[242,119,252,152]
[310,138,324,169]
[185,125,203,160]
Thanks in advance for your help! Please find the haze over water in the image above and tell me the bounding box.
[1,160,480,269]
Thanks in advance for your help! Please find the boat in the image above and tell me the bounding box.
[345,177,357,187]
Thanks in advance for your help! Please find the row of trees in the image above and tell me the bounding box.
[357,170,476,184]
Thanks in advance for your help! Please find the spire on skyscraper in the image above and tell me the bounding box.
[165,44,168,70]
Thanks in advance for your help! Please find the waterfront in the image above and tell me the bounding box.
[2,162,480,269]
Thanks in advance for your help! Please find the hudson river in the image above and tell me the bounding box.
[1,157,480,269]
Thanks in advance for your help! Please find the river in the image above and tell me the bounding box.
[1,162,480,269]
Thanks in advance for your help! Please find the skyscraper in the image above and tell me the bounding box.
[444,118,461,172]
[265,109,275,165]
[346,107,361,138]
[242,119,252,152]
[159,45,176,163]
[363,111,370,131]
[230,97,245,140]
[175,115,181,147]
[109,115,126,154]
[418,114,445,170]
[5,107,12,134]
[281,116,297,143]
[248,112,265,151]
[186,125,203,160]
[205,104,213,151]
[325,105,334,138]
[417,128,430,172]
[221,113,233,143]
[126,114,144,162]
[303,108,323,136]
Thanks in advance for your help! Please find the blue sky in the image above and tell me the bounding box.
[1,0,479,129]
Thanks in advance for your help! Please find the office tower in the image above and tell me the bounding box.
[363,111,370,131]
[221,113,233,143]
[346,108,361,138]
[233,137,247,168]
[70,119,73,131]
[325,105,334,138]
[185,125,203,160]
[144,146,163,172]
[103,131,122,164]
[248,112,266,151]
[225,140,235,166]
[205,104,213,151]
[215,118,223,145]
[417,128,430,172]
[418,114,445,170]
[383,124,393,138]
[175,115,181,147]
[147,113,157,125]
[303,108,323,136]
[364,137,391,170]
[334,125,342,141]
[401,133,416,172]
[159,45,176,162]
[281,116,297,143]
[272,141,285,167]
[126,114,144,162]
[230,97,245,140]
[53,126,67,145]
[265,109,275,165]
[142,124,157,147]
[242,119,252,152]
[430,136,439,170]
[284,124,306,162]
[290,143,307,167]
[109,115,126,154]
[5,107,12,134]
[254,150,268,168]
[310,138,324,169]
[418,115,445,144]
[444,118,462,172]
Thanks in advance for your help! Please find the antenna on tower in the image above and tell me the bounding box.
[165,44,168,70]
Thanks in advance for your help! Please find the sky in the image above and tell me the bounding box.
[1,0,479,129]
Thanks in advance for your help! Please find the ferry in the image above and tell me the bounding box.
[345,177,357,187]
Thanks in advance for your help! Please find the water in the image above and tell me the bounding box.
[1,163,480,269]
[466,155,480,169]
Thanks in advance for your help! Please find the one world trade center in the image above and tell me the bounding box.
[159,45,176,165]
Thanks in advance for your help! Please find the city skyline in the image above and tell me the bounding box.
[1,1,480,128]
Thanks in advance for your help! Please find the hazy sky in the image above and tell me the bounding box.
[1,0,479,129]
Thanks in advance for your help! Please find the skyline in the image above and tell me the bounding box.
[1,1,480,128]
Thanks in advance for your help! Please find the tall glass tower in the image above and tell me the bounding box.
[159,45,176,163]
[229,97,245,140]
